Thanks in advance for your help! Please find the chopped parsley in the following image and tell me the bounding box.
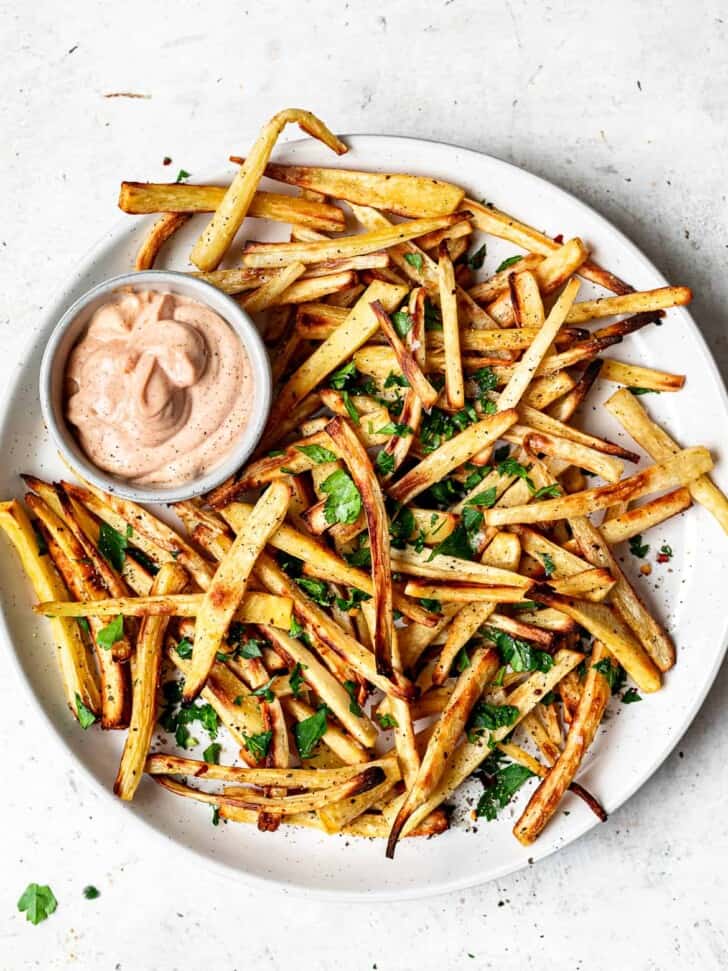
[344,540,372,569]
[418,597,442,613]
[98,522,131,571]
[476,762,534,820]
[628,387,659,396]
[657,544,673,563]
[466,244,487,270]
[203,742,221,764]
[344,680,363,716]
[75,692,97,730]
[335,588,371,612]
[427,523,475,562]
[341,390,360,424]
[175,168,191,183]
[467,700,519,742]
[83,885,100,900]
[31,520,48,556]
[295,577,333,606]
[376,422,412,437]
[540,552,556,578]
[629,534,650,558]
[289,616,304,638]
[96,614,124,650]
[495,254,523,274]
[391,309,413,338]
[404,252,424,271]
[329,361,357,389]
[242,730,272,761]
[289,662,305,697]
[532,483,562,501]
[421,405,479,453]
[592,658,627,694]
[375,449,395,476]
[321,469,362,525]
[485,628,554,673]
[622,687,642,704]
[454,646,471,673]
[294,705,328,759]
[296,444,337,464]
[376,712,399,730]
[464,486,497,509]
[251,676,277,703]
[17,883,58,925]
[384,371,410,389]
[211,807,220,826]
[175,637,193,659]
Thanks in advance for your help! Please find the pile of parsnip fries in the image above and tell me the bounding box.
[3,107,727,859]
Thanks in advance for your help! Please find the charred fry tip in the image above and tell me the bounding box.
[568,781,608,822]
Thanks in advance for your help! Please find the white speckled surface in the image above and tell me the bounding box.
[1,1,727,968]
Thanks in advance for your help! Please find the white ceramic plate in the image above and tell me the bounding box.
[1,135,727,901]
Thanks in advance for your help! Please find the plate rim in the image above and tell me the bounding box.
[1,131,727,902]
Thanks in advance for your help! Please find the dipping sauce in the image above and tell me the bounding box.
[64,289,253,487]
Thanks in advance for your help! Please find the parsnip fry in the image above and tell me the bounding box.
[386,647,499,856]
[114,563,188,800]
[36,591,291,628]
[184,481,290,701]
[191,108,346,270]
[599,358,686,392]
[599,488,691,544]
[438,241,464,408]
[566,286,692,323]
[0,500,99,718]
[242,213,470,268]
[604,388,728,534]
[326,416,394,677]
[399,648,584,837]
[484,447,713,526]
[389,409,519,505]
[235,160,465,216]
[135,213,189,270]
[241,261,306,313]
[370,300,439,408]
[514,642,612,844]
[569,515,676,672]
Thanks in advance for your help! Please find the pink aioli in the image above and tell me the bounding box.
[64,289,253,487]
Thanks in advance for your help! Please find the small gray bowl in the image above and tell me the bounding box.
[39,270,272,504]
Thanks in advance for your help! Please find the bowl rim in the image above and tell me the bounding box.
[38,269,272,503]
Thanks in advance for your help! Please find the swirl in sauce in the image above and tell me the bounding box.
[65,290,253,487]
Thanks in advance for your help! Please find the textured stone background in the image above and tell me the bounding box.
[1,1,727,967]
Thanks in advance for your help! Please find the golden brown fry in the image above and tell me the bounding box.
[398,648,584,837]
[514,642,612,844]
[370,299,438,408]
[184,481,290,701]
[0,500,100,718]
[565,286,692,323]
[569,515,676,672]
[232,159,465,216]
[605,388,728,534]
[263,281,407,445]
[403,580,529,603]
[326,416,394,677]
[146,753,395,787]
[243,213,470,268]
[120,183,346,231]
[462,201,631,294]
[192,108,346,270]
[134,212,190,270]
[484,447,713,526]
[26,493,128,729]
[241,261,307,313]
[386,647,499,856]
[438,240,464,408]
[599,488,691,544]
[534,592,661,693]
[36,591,292,627]
[599,358,686,392]
[114,562,188,800]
